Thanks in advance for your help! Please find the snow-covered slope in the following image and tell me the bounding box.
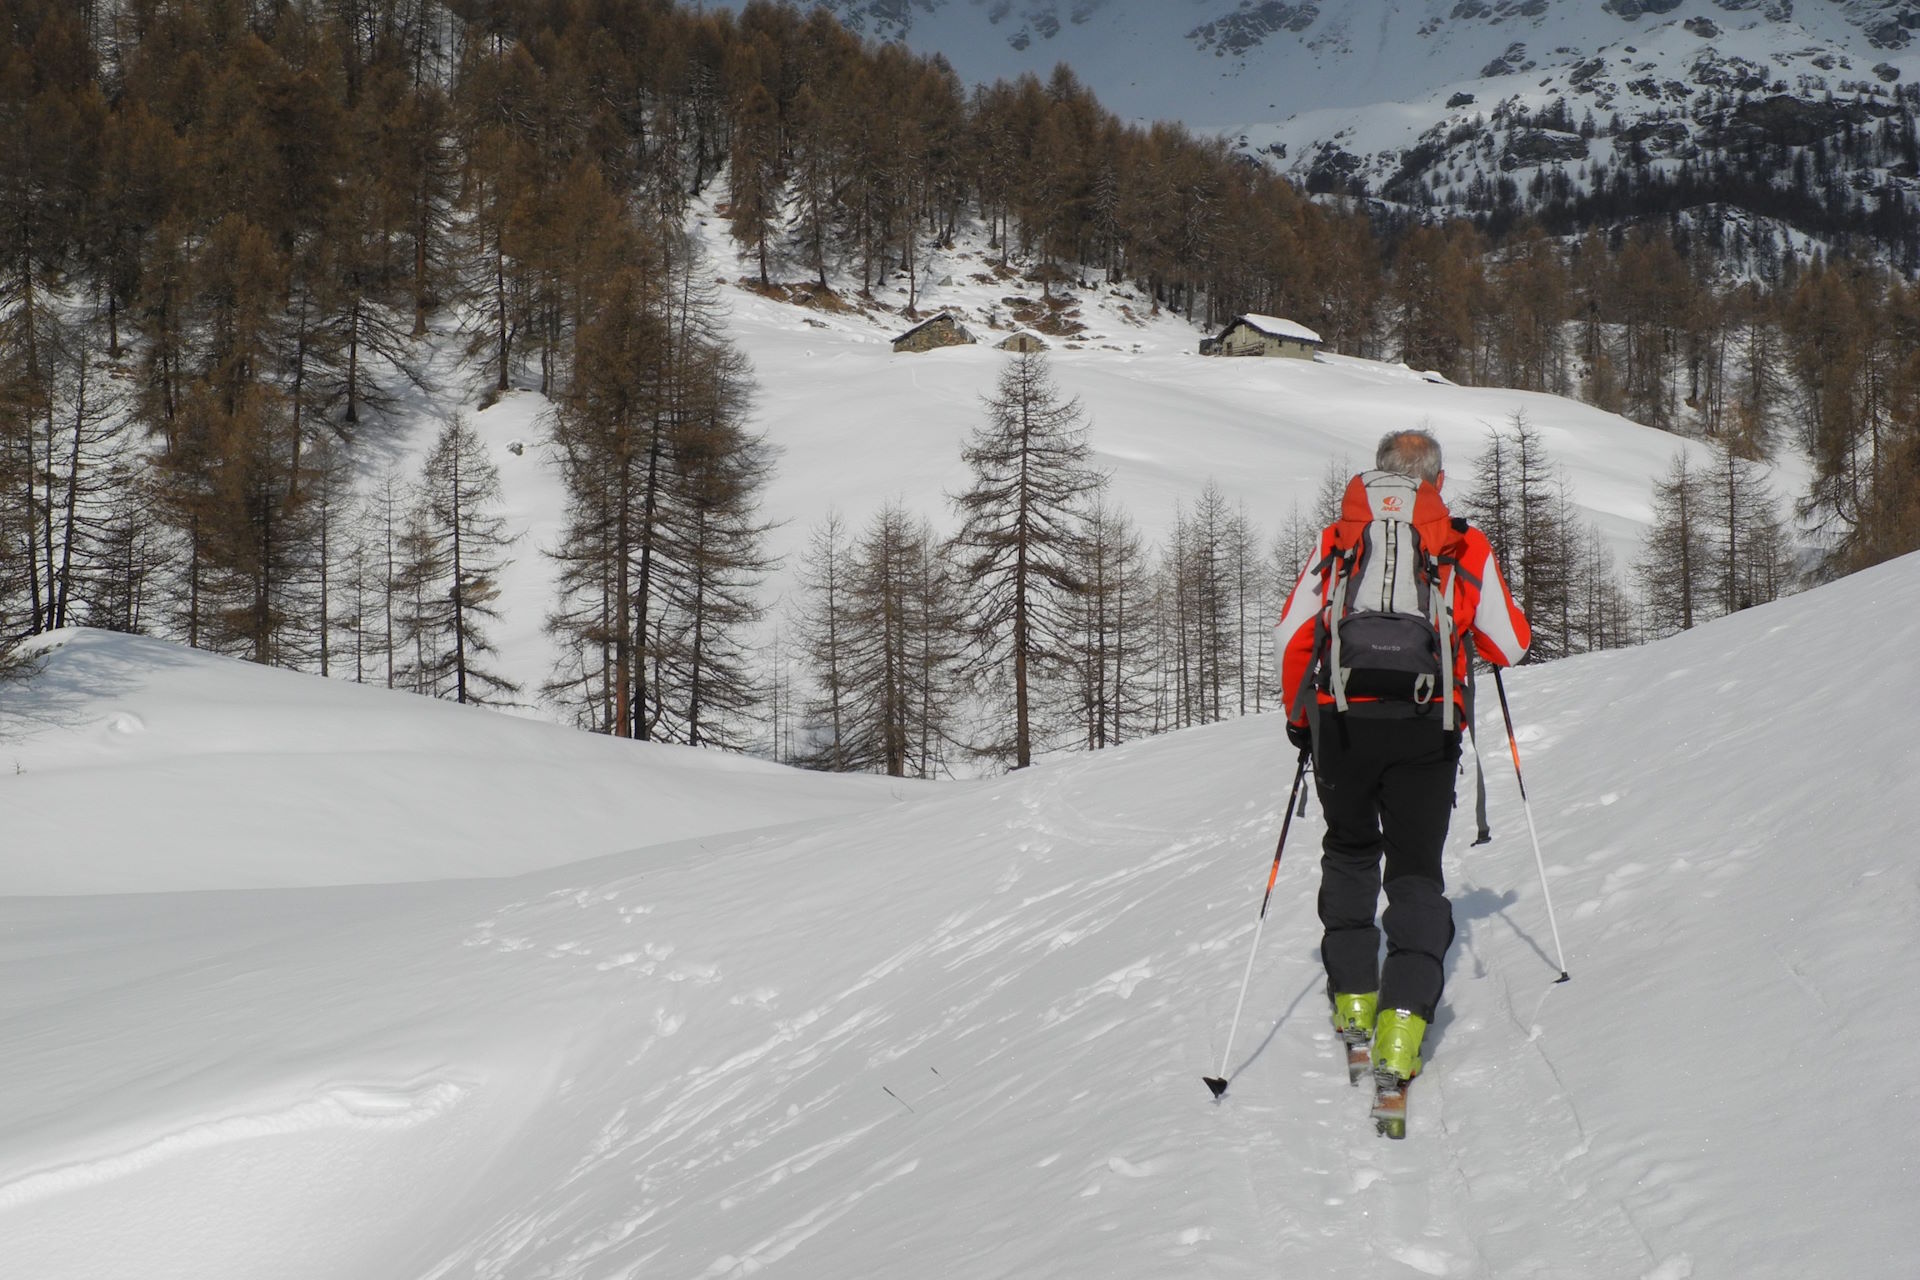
[0,628,919,895]
[448,206,1787,719]
[3,550,1916,1278]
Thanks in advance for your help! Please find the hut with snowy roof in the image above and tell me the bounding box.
[891,312,975,354]
[995,329,1048,353]
[1210,314,1323,359]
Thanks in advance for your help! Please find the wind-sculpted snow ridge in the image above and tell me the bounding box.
[0,627,922,894]
[2,553,1917,1276]
[0,1080,469,1213]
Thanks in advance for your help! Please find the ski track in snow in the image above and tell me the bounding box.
[1208,806,1677,1280]
[15,558,1920,1276]
[0,1080,469,1213]
[412,751,1265,1277]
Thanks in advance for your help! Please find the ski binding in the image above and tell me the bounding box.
[1370,1070,1409,1140]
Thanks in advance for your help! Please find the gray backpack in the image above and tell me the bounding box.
[1311,470,1461,730]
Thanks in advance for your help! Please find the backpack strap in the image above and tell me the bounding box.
[1435,559,1456,731]
[1436,554,1480,591]
[1325,548,1351,714]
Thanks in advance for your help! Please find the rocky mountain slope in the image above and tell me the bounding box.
[755,0,1920,263]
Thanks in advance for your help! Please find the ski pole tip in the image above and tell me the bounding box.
[1202,1076,1229,1099]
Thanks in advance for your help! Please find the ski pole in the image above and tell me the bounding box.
[1466,664,1492,846]
[1204,748,1311,1099]
[1492,668,1571,983]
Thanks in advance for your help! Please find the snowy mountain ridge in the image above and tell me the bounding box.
[767,0,1919,122]
[720,0,1920,263]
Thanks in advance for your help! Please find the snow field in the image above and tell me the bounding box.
[1,627,916,893]
[2,550,1918,1275]
[400,202,1774,721]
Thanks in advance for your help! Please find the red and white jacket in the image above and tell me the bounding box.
[1276,517,1531,726]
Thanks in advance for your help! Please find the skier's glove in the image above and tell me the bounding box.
[1286,720,1312,756]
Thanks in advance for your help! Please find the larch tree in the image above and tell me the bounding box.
[1064,494,1152,749]
[833,502,961,777]
[949,350,1107,769]
[1635,451,1714,637]
[169,215,315,665]
[42,330,133,633]
[547,231,771,746]
[727,78,782,289]
[791,510,856,771]
[1461,411,1576,660]
[408,414,519,705]
[1704,441,1795,614]
[545,253,670,738]
[664,331,774,750]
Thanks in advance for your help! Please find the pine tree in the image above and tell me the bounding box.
[1183,480,1240,723]
[1570,524,1636,653]
[1705,441,1795,613]
[1635,451,1714,637]
[786,81,840,290]
[547,232,770,745]
[1063,495,1152,748]
[791,512,855,769]
[407,414,519,705]
[1462,411,1577,659]
[665,333,775,749]
[727,79,782,288]
[331,516,384,685]
[45,332,136,632]
[835,503,962,777]
[949,350,1108,768]
[1462,425,1516,568]
[1312,454,1355,528]
[1391,222,1480,380]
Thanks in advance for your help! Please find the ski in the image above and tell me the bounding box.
[1370,1070,1410,1140]
[1341,1032,1371,1086]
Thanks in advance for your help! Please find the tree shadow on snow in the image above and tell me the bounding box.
[0,630,194,741]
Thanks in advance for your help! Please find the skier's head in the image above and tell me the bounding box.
[1376,429,1444,487]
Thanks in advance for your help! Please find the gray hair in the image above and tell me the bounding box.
[1375,429,1444,484]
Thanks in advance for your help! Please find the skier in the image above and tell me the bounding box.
[1275,429,1530,1099]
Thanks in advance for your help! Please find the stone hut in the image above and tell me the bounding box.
[891,313,975,354]
[1211,314,1324,359]
[995,329,1048,353]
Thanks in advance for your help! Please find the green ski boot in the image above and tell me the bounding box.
[1370,1008,1426,1140]
[1331,992,1377,1085]
[1371,1008,1425,1081]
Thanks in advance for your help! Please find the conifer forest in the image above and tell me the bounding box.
[2,0,1916,771]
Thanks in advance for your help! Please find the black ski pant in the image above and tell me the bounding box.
[1312,713,1461,1023]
